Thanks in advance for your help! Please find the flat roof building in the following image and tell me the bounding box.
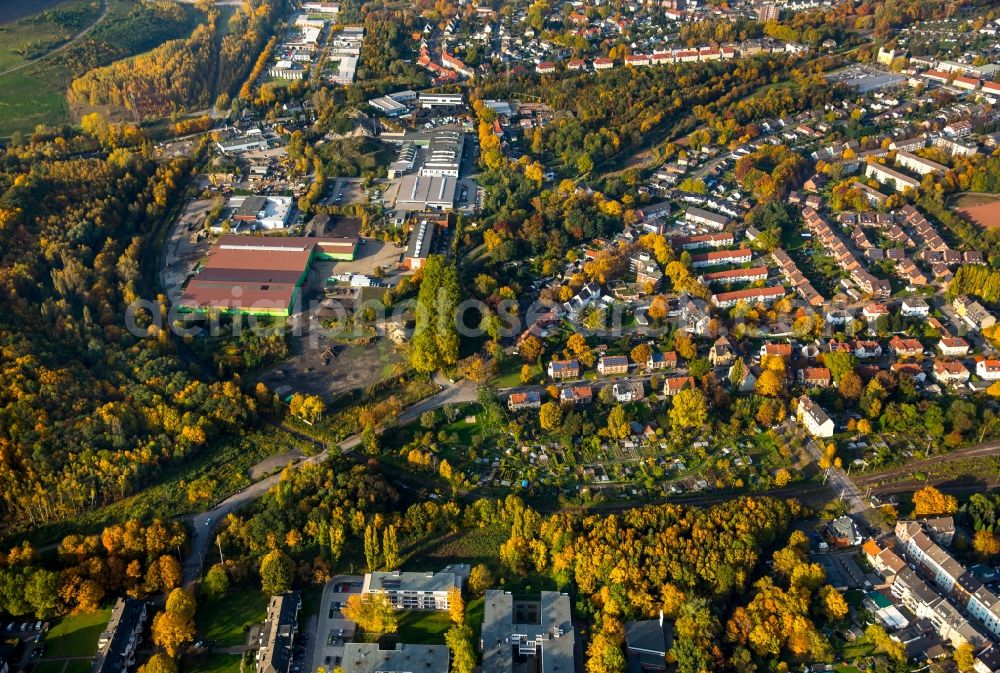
[395,175,457,211]
[342,644,449,673]
[419,93,464,108]
[362,570,462,610]
[420,130,465,178]
[180,235,357,316]
[481,591,576,673]
[404,219,436,270]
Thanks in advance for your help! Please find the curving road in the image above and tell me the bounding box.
[0,0,108,78]
[182,380,478,584]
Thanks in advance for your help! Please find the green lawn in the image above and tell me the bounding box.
[464,596,484,632]
[33,661,67,673]
[196,591,268,648]
[0,66,71,135]
[64,660,92,673]
[182,653,243,673]
[43,609,112,659]
[396,610,453,645]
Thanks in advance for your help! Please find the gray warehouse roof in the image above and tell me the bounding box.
[342,643,449,673]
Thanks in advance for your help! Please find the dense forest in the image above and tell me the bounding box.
[67,0,282,116]
[0,134,255,532]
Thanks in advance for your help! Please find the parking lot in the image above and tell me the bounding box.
[307,575,363,673]
[2,620,50,670]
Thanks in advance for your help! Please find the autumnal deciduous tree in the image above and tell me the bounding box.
[152,589,196,656]
[139,653,178,673]
[468,565,494,598]
[539,402,563,431]
[670,388,708,432]
[973,529,1000,559]
[912,485,958,517]
[260,549,294,595]
[203,564,228,600]
[630,343,652,369]
[448,586,464,624]
[818,585,848,621]
[445,625,476,673]
[519,335,543,363]
[342,593,398,634]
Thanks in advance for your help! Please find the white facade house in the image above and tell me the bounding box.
[796,395,834,437]
[976,359,1000,381]
[900,297,930,318]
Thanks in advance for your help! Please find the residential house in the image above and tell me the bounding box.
[709,336,736,367]
[938,337,970,357]
[547,359,580,380]
[613,381,645,403]
[728,360,757,393]
[560,386,593,406]
[690,248,752,268]
[901,298,930,318]
[853,340,883,359]
[647,351,678,371]
[892,362,926,382]
[663,376,696,396]
[761,342,793,360]
[796,395,834,437]
[798,367,831,387]
[976,359,1000,381]
[597,355,630,375]
[934,360,970,385]
[889,336,924,358]
[863,302,889,326]
[508,391,542,411]
[825,515,860,547]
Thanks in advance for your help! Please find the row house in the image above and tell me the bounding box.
[698,266,769,285]
[689,248,752,268]
[772,248,824,307]
[711,285,785,308]
[671,232,735,250]
[895,149,948,176]
[891,567,991,650]
[901,205,949,253]
[897,258,928,286]
[684,206,731,230]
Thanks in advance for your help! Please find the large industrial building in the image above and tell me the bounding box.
[420,129,464,177]
[395,175,457,212]
[180,235,358,316]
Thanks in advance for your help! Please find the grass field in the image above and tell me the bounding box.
[33,661,67,673]
[0,0,97,70]
[64,660,93,673]
[182,653,242,673]
[397,610,453,645]
[196,590,269,648]
[42,609,112,659]
[0,66,71,134]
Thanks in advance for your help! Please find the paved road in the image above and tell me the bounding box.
[803,434,868,514]
[182,380,478,584]
[0,0,108,78]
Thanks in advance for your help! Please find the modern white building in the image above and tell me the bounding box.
[362,570,462,611]
[418,93,464,109]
